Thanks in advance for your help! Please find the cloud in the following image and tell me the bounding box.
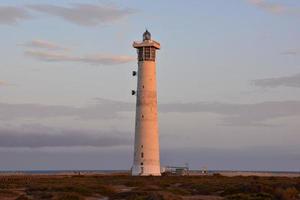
[22,39,135,65]
[23,39,69,51]
[1,98,300,126]
[24,50,75,61]
[27,3,135,26]
[160,101,300,126]
[0,146,299,170]
[252,73,300,88]
[80,54,135,65]
[0,3,135,26]
[0,6,30,24]
[281,50,299,56]
[0,80,7,86]
[0,124,130,148]
[0,98,133,121]
[162,146,300,171]
[0,80,15,87]
[24,49,135,65]
[248,0,286,14]
[0,102,78,120]
[248,0,300,15]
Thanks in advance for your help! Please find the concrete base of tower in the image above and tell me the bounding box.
[131,164,161,176]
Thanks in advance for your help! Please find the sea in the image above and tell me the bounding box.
[0,170,299,176]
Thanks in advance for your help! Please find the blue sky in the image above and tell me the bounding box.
[0,0,300,171]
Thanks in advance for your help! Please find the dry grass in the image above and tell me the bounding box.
[0,174,299,200]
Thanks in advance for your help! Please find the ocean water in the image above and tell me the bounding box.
[0,170,129,175]
[0,170,299,175]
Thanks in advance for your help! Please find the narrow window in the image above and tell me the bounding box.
[138,48,143,61]
[141,162,143,165]
[144,47,151,60]
[141,152,144,158]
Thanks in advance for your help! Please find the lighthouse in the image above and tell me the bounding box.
[132,30,161,176]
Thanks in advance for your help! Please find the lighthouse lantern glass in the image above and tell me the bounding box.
[137,47,156,61]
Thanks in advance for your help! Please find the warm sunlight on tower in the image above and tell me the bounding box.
[132,30,161,176]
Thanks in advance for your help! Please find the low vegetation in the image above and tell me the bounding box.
[0,174,299,200]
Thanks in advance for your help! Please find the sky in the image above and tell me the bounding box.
[0,0,300,171]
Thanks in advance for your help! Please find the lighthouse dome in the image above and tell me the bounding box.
[143,30,151,41]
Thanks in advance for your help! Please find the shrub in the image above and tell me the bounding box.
[98,184,117,196]
[225,193,273,200]
[15,195,31,200]
[55,193,84,200]
[275,187,299,200]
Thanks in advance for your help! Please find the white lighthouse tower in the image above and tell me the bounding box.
[131,30,161,176]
